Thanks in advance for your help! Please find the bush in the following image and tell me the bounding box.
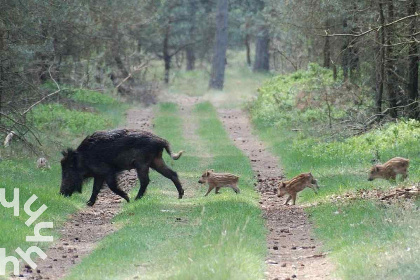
[249,63,371,128]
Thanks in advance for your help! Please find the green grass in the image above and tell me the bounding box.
[307,201,420,279]
[64,102,266,280]
[0,87,127,278]
[250,69,420,279]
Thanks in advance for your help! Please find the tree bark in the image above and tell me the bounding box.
[407,0,419,119]
[386,0,398,118]
[253,27,270,72]
[376,2,386,116]
[323,19,331,68]
[209,0,228,90]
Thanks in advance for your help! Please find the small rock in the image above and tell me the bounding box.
[291,275,297,278]
[273,246,279,250]
[281,263,287,267]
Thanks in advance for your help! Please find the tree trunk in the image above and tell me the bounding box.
[323,19,331,68]
[341,19,350,81]
[376,2,386,116]
[386,0,397,118]
[349,5,360,83]
[253,27,269,72]
[209,0,228,90]
[245,34,252,67]
[407,0,419,119]
[163,24,171,84]
[186,46,196,71]
[186,0,197,71]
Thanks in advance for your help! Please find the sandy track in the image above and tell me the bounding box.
[217,108,337,280]
[15,108,153,280]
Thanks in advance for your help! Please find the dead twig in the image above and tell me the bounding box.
[115,62,149,89]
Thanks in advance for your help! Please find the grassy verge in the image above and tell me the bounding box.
[64,102,266,280]
[0,88,126,278]
[250,67,420,279]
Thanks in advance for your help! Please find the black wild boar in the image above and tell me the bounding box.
[60,129,184,206]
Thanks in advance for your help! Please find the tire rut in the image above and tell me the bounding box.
[216,108,337,280]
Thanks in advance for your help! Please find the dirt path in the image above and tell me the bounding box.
[16,108,153,280]
[217,108,337,280]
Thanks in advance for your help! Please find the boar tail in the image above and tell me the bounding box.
[164,144,184,160]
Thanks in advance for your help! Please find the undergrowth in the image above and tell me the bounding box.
[250,65,420,279]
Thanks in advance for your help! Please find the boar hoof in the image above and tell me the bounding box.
[178,190,184,199]
[86,200,95,207]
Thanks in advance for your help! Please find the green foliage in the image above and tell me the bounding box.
[249,63,370,128]
[70,89,116,105]
[31,104,112,135]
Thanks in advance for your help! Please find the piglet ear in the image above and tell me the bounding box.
[210,169,214,172]
[206,170,210,176]
[374,166,379,172]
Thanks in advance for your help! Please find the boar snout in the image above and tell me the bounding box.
[368,177,374,181]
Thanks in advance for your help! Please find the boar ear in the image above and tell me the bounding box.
[206,171,210,176]
[61,150,68,157]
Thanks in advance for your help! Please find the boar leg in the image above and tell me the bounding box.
[215,187,221,194]
[204,185,215,196]
[291,193,297,205]
[106,174,130,202]
[402,170,408,180]
[87,177,105,206]
[152,158,184,199]
[284,195,292,205]
[135,166,150,200]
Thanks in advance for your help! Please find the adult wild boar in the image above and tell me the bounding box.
[60,129,184,206]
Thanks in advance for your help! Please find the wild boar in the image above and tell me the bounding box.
[60,129,184,206]
[277,172,319,205]
[368,157,409,181]
[198,170,240,196]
